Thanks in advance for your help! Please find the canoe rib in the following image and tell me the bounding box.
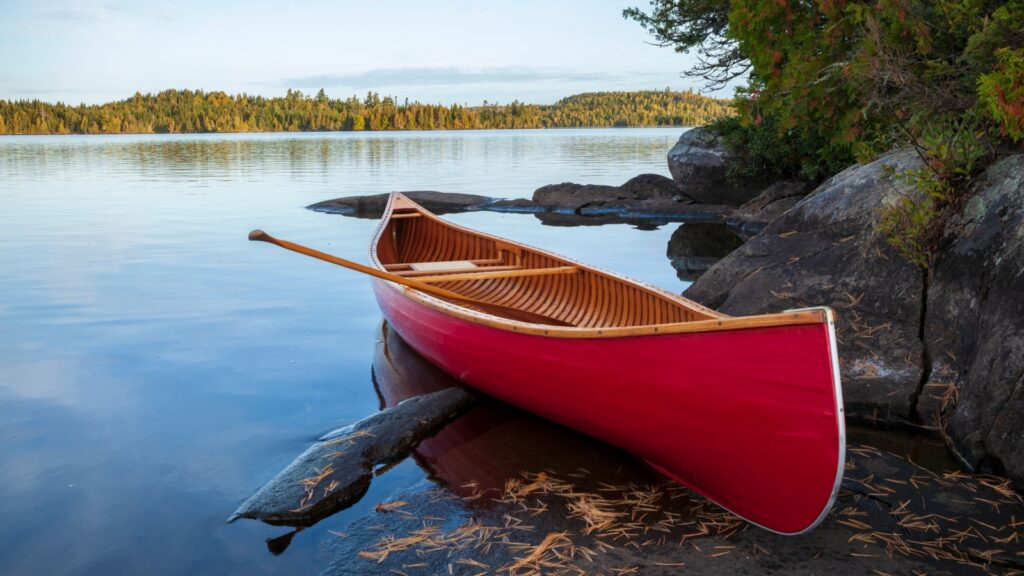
[367,191,846,535]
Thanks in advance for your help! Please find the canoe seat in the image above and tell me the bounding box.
[395,265,521,278]
[408,260,477,272]
[385,257,524,278]
[415,266,579,283]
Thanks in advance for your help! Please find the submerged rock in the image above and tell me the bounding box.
[921,154,1024,481]
[685,150,927,424]
[667,126,770,205]
[230,387,476,526]
[322,443,1024,576]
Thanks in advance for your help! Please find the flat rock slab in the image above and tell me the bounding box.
[308,191,510,218]
[322,445,1024,575]
[308,190,734,224]
[532,173,685,210]
[230,387,477,526]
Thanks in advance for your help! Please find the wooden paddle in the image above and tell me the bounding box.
[248,229,571,326]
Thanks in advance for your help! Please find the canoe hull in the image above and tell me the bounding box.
[373,280,845,535]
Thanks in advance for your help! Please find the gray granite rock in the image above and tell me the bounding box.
[667,126,771,205]
[920,154,1024,482]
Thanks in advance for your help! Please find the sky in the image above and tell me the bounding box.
[0,0,731,106]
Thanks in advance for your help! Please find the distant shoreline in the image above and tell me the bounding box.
[0,125,695,137]
[0,89,732,136]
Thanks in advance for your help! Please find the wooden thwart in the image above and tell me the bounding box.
[408,260,477,272]
[383,257,505,272]
[395,265,521,278]
[415,266,579,283]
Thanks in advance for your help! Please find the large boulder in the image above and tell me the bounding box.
[685,150,927,423]
[667,126,770,205]
[921,154,1024,480]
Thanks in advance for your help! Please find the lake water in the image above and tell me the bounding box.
[0,128,699,575]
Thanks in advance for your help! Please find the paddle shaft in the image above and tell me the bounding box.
[248,229,569,326]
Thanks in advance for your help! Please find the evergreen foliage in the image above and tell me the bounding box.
[626,0,1024,267]
[0,89,733,135]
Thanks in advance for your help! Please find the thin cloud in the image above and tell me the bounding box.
[37,7,97,23]
[34,1,168,39]
[284,66,627,90]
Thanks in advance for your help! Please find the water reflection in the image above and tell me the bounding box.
[0,129,691,576]
[248,320,661,557]
[0,129,685,198]
[665,223,745,281]
[372,321,659,498]
[533,211,667,230]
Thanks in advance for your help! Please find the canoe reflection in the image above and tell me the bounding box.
[371,321,658,498]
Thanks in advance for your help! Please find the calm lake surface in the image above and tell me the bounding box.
[0,128,696,575]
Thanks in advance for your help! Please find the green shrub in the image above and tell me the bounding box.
[979,48,1024,142]
[711,115,854,184]
[877,185,941,270]
[877,113,991,268]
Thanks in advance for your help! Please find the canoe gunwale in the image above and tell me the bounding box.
[369,192,832,339]
[380,282,828,338]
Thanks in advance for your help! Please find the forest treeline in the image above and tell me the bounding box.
[0,89,733,134]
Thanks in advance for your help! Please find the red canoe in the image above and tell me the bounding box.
[369,192,845,534]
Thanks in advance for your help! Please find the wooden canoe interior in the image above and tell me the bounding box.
[373,199,716,328]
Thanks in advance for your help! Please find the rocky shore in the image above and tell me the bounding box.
[307,174,735,227]
[236,323,1024,575]
[323,443,1024,575]
[310,127,1024,487]
[672,133,1023,486]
